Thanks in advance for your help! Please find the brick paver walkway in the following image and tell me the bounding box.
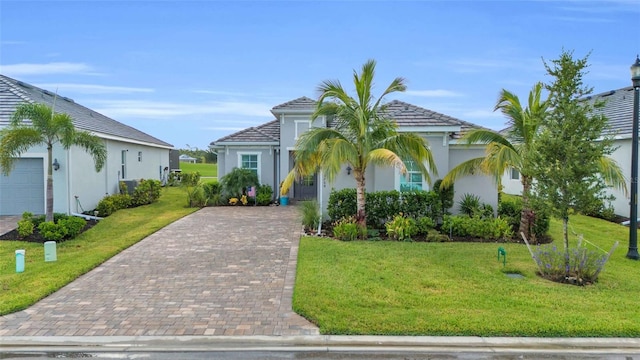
[0,206,319,336]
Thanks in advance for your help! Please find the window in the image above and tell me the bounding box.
[121,150,127,179]
[138,151,142,162]
[510,168,520,180]
[400,160,423,192]
[239,153,260,181]
[295,120,310,139]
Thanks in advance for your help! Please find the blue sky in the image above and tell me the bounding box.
[1,0,639,150]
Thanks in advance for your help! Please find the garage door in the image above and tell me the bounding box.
[0,158,45,215]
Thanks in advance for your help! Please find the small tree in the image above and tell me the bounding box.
[219,167,259,198]
[532,50,626,274]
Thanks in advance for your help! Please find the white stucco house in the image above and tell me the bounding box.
[210,96,498,214]
[0,74,174,216]
[502,86,636,217]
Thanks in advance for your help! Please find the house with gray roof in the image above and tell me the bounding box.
[0,74,173,216]
[502,86,636,217]
[210,96,498,214]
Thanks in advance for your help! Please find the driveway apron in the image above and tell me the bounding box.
[0,206,319,336]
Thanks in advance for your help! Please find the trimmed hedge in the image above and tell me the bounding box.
[327,188,441,228]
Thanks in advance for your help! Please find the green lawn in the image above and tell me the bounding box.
[0,187,197,315]
[178,162,217,178]
[293,214,640,336]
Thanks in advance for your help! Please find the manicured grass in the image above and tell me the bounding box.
[293,214,640,336]
[179,162,217,178]
[0,187,198,315]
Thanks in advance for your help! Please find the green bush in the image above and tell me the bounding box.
[416,216,436,235]
[442,215,513,241]
[17,212,34,238]
[458,193,481,217]
[38,221,67,241]
[332,216,360,241]
[132,179,162,206]
[385,214,417,242]
[255,184,273,206]
[433,179,454,217]
[220,167,259,198]
[300,200,321,231]
[327,189,439,228]
[203,182,222,205]
[59,216,87,238]
[498,197,550,239]
[426,229,451,242]
[96,193,132,217]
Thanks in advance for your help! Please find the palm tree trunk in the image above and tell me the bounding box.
[355,170,367,239]
[519,175,533,243]
[46,146,54,222]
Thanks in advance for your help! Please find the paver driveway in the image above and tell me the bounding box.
[0,206,319,336]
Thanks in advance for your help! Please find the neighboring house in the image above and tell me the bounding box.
[0,74,173,216]
[502,86,634,217]
[210,96,498,215]
[179,154,197,163]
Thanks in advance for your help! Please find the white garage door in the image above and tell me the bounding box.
[0,158,45,215]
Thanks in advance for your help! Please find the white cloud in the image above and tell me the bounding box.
[35,83,155,94]
[405,89,463,97]
[91,99,273,119]
[0,62,96,76]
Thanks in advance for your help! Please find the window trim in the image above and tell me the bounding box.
[294,120,310,140]
[121,150,127,179]
[510,167,520,181]
[237,152,261,183]
[396,159,425,192]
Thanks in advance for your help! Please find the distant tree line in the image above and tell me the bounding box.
[180,146,217,163]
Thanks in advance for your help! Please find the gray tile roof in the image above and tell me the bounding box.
[211,119,280,145]
[271,96,317,111]
[0,74,173,148]
[590,86,634,137]
[213,97,487,144]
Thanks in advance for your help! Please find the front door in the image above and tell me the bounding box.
[294,174,317,200]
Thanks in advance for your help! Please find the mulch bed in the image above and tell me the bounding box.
[0,220,99,243]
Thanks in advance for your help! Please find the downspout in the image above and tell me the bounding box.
[66,148,72,215]
[317,169,323,235]
[274,147,280,202]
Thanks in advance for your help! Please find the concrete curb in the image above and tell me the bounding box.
[2,335,640,354]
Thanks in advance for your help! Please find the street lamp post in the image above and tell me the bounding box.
[628,56,640,260]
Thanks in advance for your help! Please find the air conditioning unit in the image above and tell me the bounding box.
[121,179,138,195]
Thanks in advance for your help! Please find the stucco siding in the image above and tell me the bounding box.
[217,147,277,189]
[449,146,498,214]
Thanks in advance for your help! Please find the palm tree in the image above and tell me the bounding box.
[280,59,437,235]
[0,103,107,222]
[441,82,548,242]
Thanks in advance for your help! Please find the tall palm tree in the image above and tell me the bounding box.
[0,103,107,222]
[441,82,548,242]
[280,59,437,235]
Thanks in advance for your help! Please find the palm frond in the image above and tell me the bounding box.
[598,156,628,196]
[440,157,488,189]
[73,131,107,171]
[0,127,44,175]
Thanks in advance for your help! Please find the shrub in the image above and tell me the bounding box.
[300,200,321,231]
[433,179,454,217]
[442,215,513,241]
[131,179,162,206]
[458,193,481,217]
[385,214,417,242]
[332,216,360,241]
[255,184,273,206]
[327,188,439,228]
[426,229,451,242]
[17,212,34,238]
[38,221,67,241]
[59,216,87,238]
[189,185,208,207]
[203,182,222,205]
[220,167,259,198]
[96,194,132,217]
[416,216,436,235]
[498,197,550,239]
[533,243,610,285]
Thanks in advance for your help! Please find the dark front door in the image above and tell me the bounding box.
[294,174,317,200]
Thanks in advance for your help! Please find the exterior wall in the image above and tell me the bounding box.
[448,146,498,214]
[63,140,170,215]
[278,113,324,197]
[216,146,277,190]
[501,138,632,218]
